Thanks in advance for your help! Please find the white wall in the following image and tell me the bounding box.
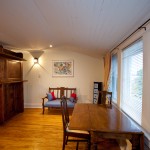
[22,49,104,108]
[143,28,150,132]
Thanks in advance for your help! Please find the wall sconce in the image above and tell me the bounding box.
[33,57,38,64]
[30,50,44,65]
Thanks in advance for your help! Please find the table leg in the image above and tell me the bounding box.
[130,134,144,150]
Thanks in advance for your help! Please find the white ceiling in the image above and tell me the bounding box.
[0,0,150,58]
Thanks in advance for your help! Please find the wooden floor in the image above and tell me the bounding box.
[0,108,88,150]
[0,108,120,150]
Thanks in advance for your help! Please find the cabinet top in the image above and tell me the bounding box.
[0,80,28,84]
[0,45,26,61]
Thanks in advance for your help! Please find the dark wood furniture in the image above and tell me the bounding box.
[98,91,112,105]
[0,45,25,124]
[93,82,103,104]
[42,87,77,114]
[69,104,144,150]
[60,97,90,150]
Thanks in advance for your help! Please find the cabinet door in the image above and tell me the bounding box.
[0,85,4,123]
[0,59,5,80]
[14,83,24,112]
[6,60,22,81]
[4,84,15,120]
[2,83,24,122]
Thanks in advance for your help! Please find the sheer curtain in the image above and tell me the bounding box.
[103,52,111,90]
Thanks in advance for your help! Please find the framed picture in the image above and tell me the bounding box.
[52,60,74,77]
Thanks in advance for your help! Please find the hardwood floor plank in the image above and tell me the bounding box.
[0,108,120,150]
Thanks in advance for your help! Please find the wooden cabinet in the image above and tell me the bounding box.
[0,45,25,123]
[93,82,103,104]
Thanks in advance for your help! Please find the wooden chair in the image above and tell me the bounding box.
[98,91,112,107]
[60,97,91,150]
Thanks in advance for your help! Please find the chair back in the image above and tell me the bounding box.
[98,91,112,106]
[60,97,69,132]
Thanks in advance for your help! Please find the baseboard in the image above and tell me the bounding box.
[24,103,41,108]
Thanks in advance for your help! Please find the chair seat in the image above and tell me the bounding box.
[44,99,75,108]
[66,126,89,134]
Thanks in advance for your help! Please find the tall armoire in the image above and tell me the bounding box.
[0,45,25,124]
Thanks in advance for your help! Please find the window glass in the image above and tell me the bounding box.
[109,53,118,103]
[121,39,143,125]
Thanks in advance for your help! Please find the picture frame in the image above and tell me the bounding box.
[52,60,74,77]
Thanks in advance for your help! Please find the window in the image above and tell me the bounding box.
[121,39,143,125]
[109,53,118,103]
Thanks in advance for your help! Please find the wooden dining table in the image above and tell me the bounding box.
[69,103,144,150]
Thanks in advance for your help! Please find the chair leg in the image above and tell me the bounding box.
[62,142,65,150]
[62,135,66,150]
[65,136,68,144]
[42,106,45,114]
[93,143,97,150]
[88,140,91,150]
[76,142,79,150]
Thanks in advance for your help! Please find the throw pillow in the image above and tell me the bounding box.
[70,93,77,103]
[71,93,77,99]
[51,91,56,100]
[47,93,53,101]
[69,97,75,103]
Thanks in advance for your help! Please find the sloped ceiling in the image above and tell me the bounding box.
[0,0,150,58]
